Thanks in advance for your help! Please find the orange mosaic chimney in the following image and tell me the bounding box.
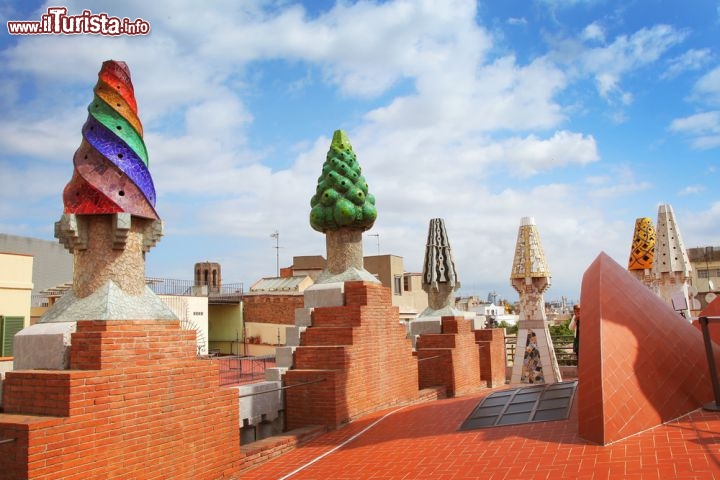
[627,216,655,288]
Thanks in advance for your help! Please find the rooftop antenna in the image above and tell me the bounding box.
[369,233,380,255]
[271,230,280,277]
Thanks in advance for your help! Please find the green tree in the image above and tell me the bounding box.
[549,322,573,336]
[498,321,518,334]
[310,130,377,232]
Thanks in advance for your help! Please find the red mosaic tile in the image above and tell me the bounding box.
[578,252,720,445]
[240,388,720,479]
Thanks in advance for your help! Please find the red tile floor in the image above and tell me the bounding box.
[242,384,720,479]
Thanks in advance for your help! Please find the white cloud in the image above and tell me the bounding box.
[588,178,652,199]
[669,111,720,149]
[0,108,84,160]
[692,66,720,106]
[536,0,600,8]
[549,24,688,105]
[494,131,599,177]
[662,48,713,79]
[583,167,652,199]
[362,55,567,134]
[507,17,527,26]
[681,201,720,243]
[1,0,713,301]
[583,25,687,102]
[679,185,705,196]
[582,22,605,43]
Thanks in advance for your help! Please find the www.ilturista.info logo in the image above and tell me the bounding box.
[7,7,150,35]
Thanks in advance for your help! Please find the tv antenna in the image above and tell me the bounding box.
[271,230,280,277]
[369,233,380,255]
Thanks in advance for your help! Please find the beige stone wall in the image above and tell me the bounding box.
[396,273,428,318]
[0,252,33,327]
[364,254,401,288]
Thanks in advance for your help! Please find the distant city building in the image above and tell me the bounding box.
[238,254,428,352]
[195,261,222,294]
[487,290,498,305]
[0,234,72,306]
[363,254,428,321]
[0,253,33,355]
[281,255,326,281]
[687,246,720,313]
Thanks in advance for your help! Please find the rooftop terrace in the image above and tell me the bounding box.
[241,382,720,479]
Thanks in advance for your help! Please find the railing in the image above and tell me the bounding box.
[237,377,327,398]
[505,334,577,366]
[146,278,243,302]
[31,294,50,307]
[216,355,276,386]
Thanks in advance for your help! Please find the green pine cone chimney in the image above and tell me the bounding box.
[310,130,377,232]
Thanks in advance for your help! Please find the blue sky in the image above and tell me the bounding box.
[1,0,719,303]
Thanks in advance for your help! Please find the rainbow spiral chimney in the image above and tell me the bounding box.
[63,60,158,220]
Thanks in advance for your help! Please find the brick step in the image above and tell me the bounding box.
[416,334,458,349]
[239,424,327,472]
[301,326,354,346]
[293,346,348,370]
[310,306,361,327]
[0,412,65,452]
[344,281,392,306]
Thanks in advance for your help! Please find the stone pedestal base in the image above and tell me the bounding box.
[13,322,76,370]
[407,318,442,349]
[15,281,178,370]
[424,283,458,311]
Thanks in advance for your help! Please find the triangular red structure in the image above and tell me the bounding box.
[578,252,720,445]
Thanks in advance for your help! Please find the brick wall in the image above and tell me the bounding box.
[244,295,304,325]
[416,316,483,397]
[0,320,240,480]
[285,281,419,430]
[474,328,507,387]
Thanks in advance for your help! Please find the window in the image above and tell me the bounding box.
[699,269,709,279]
[393,276,402,295]
[1,316,25,357]
[403,275,410,292]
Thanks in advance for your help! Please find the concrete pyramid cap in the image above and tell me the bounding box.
[40,280,178,323]
[314,266,380,285]
[418,305,463,318]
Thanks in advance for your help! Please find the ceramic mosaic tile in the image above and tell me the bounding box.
[62,60,158,220]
